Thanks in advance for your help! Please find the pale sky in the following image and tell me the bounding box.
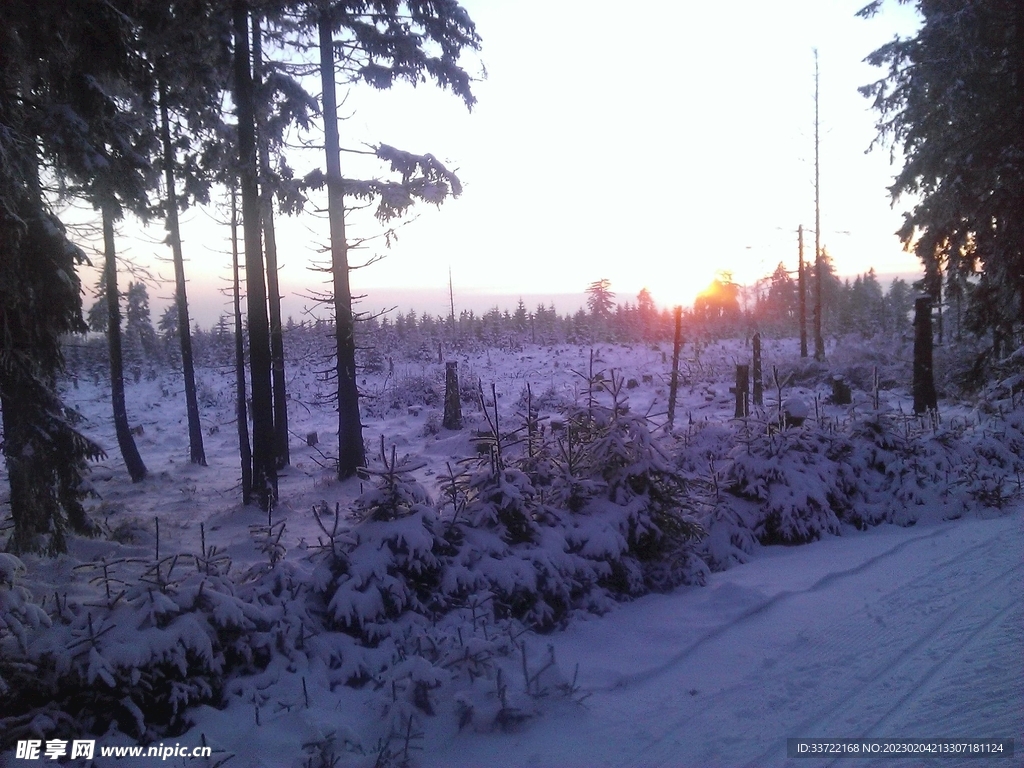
[83,0,925,327]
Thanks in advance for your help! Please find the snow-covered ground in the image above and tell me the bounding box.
[2,338,1021,767]
[423,511,1022,767]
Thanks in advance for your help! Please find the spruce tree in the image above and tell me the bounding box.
[861,0,1024,347]
[135,0,234,468]
[313,0,480,479]
[233,0,278,509]
[0,0,145,550]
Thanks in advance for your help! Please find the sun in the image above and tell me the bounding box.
[646,263,731,312]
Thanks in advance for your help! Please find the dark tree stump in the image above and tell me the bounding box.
[831,375,852,405]
[731,364,750,418]
[443,361,462,430]
[913,296,938,414]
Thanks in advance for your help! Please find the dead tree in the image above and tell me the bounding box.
[913,296,938,414]
[731,365,750,418]
[443,361,462,430]
[752,332,763,406]
[667,306,683,429]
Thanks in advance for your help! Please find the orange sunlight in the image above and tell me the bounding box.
[649,263,744,312]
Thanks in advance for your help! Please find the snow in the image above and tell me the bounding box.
[422,512,1023,767]
[2,336,1022,766]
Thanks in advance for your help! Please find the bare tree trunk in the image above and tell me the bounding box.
[159,83,206,466]
[231,186,253,504]
[813,50,825,362]
[798,224,808,358]
[319,3,365,478]
[443,361,462,430]
[667,306,682,429]
[252,17,289,469]
[913,296,938,414]
[102,204,147,482]
[752,332,763,406]
[233,0,276,508]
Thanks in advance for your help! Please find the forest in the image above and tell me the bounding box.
[1,0,1022,765]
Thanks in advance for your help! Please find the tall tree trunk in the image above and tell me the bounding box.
[1,389,41,552]
[252,18,290,468]
[233,0,276,509]
[231,186,253,504]
[159,83,206,466]
[813,50,825,362]
[913,296,938,414]
[102,204,147,482]
[798,224,807,358]
[319,3,365,478]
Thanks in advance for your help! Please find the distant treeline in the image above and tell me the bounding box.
[65,269,923,376]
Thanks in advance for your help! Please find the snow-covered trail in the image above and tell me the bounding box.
[424,512,1023,767]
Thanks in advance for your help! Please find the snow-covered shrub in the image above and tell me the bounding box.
[365,373,442,416]
[0,554,51,699]
[0,552,276,749]
[313,445,450,642]
[440,460,600,631]
[357,342,387,373]
[726,426,855,545]
[516,382,571,413]
[545,376,708,594]
[826,334,912,392]
[840,412,922,525]
[957,418,1024,510]
[675,423,759,570]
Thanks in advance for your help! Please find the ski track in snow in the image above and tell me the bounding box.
[425,512,1023,768]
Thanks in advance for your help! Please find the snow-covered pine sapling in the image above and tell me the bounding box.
[548,419,594,514]
[249,520,287,571]
[0,555,50,685]
[356,437,431,522]
[556,373,708,593]
[769,365,793,433]
[475,381,511,470]
[195,522,231,577]
[310,501,347,569]
[321,438,448,635]
[440,460,464,515]
[569,348,607,421]
[74,557,144,610]
[519,640,559,698]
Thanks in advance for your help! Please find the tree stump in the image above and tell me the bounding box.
[443,361,463,430]
[831,375,852,405]
[730,364,750,418]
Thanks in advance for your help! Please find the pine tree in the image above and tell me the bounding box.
[636,287,657,341]
[102,209,148,483]
[761,262,798,334]
[124,282,158,363]
[87,277,109,334]
[586,279,615,318]
[313,0,480,479]
[233,1,277,509]
[0,0,154,549]
[861,0,1024,348]
[134,0,234,468]
[252,14,308,470]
